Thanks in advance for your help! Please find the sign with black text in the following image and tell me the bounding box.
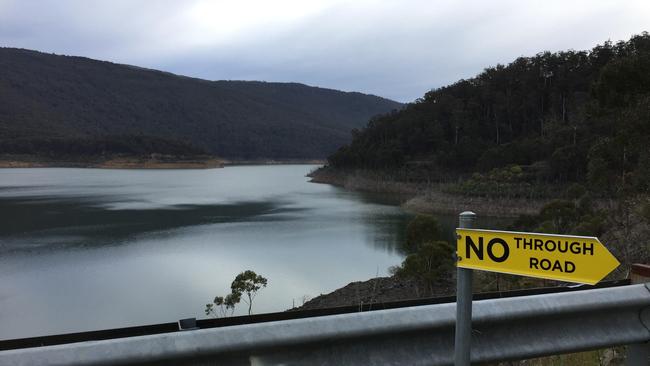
[456,229,619,285]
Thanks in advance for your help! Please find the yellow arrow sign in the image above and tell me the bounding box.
[456,229,620,285]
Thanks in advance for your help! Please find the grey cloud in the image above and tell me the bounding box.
[1,0,649,102]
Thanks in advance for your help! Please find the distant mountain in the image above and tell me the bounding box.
[0,48,402,159]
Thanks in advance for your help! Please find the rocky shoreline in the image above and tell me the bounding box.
[298,276,454,310]
[309,166,546,217]
[223,159,325,166]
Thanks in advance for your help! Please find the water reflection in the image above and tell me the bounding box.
[0,166,413,339]
[0,197,307,253]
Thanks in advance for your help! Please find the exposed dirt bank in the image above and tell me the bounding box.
[298,276,454,310]
[224,159,325,166]
[0,154,224,169]
[309,167,546,217]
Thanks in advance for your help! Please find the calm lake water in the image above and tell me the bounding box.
[0,165,436,340]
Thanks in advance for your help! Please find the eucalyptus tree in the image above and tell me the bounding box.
[231,270,268,315]
[205,292,241,318]
[205,270,268,317]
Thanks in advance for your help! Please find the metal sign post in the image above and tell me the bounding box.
[454,211,475,366]
[453,211,621,365]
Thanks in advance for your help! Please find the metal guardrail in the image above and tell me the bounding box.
[0,280,628,351]
[0,279,630,352]
[2,283,649,365]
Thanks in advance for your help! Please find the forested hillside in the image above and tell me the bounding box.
[0,48,401,159]
[318,32,650,277]
[326,33,650,196]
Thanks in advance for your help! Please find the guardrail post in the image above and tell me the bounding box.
[455,211,476,366]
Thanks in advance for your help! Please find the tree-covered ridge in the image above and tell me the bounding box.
[328,32,650,195]
[0,48,402,159]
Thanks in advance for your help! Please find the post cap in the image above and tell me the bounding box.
[178,318,199,331]
[459,211,476,229]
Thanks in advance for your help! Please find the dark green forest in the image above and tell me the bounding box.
[323,33,650,269]
[0,48,401,159]
[327,32,650,196]
[0,135,208,158]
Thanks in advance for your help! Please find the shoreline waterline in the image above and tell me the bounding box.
[309,167,547,218]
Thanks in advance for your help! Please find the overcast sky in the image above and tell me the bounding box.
[1,0,648,102]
